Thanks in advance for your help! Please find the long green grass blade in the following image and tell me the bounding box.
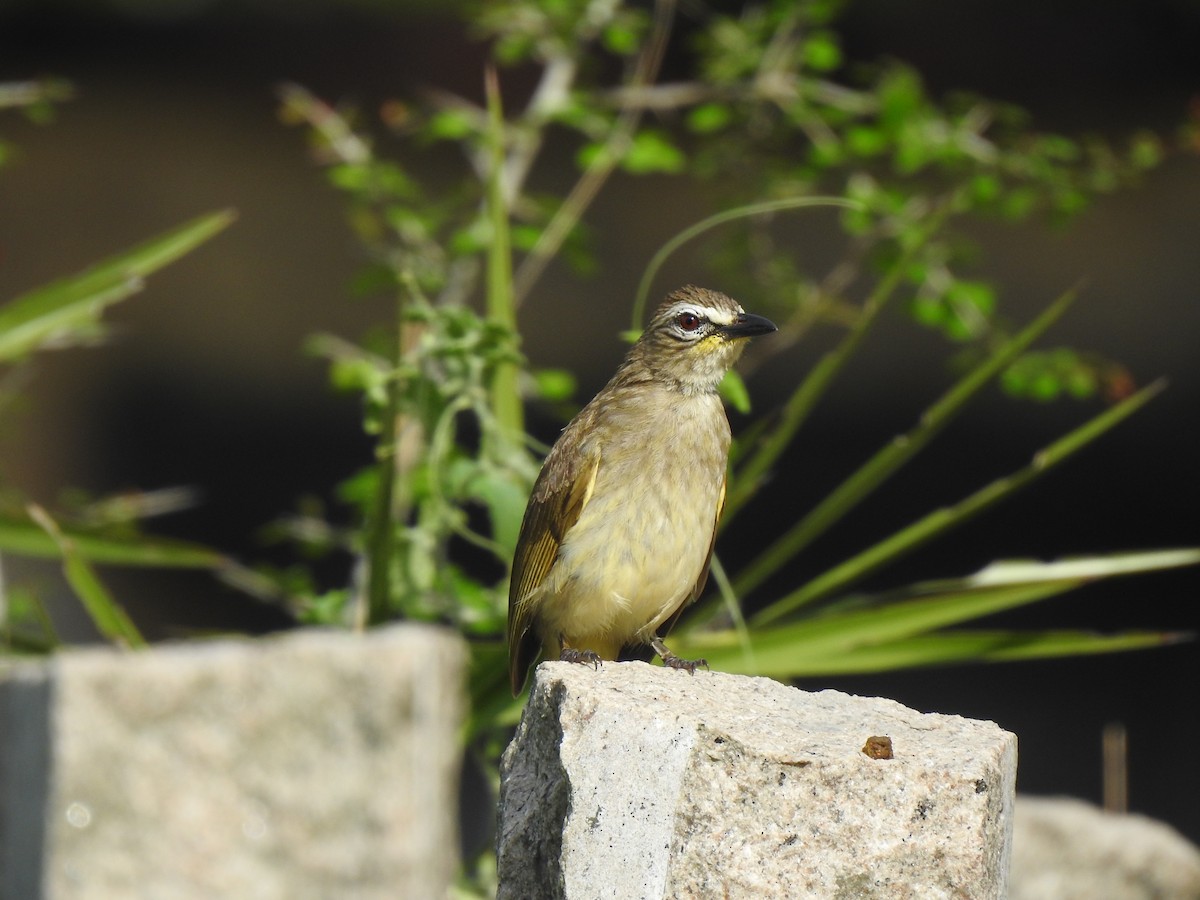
[723,208,950,524]
[729,580,1078,658]
[683,547,1199,674]
[685,627,1186,677]
[0,586,60,654]
[0,210,235,363]
[27,505,147,649]
[0,630,58,655]
[0,516,226,567]
[960,548,1200,586]
[733,286,1080,598]
[752,378,1168,625]
[972,628,1191,660]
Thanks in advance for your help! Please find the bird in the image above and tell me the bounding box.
[507,285,777,695]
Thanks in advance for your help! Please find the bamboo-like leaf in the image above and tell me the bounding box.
[697,580,1078,660]
[684,628,1187,677]
[0,515,225,567]
[27,505,147,649]
[681,547,1200,675]
[752,379,1168,625]
[0,586,60,654]
[0,629,58,655]
[961,549,1200,586]
[733,285,1080,598]
[0,210,236,363]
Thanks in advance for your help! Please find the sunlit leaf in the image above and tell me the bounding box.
[0,210,235,363]
[681,548,1199,677]
[719,370,751,414]
[683,628,1186,677]
[27,505,147,649]
[0,516,225,568]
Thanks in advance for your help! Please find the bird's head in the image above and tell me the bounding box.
[628,286,777,392]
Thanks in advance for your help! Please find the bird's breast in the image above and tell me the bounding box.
[542,391,730,645]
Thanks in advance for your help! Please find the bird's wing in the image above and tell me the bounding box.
[507,440,600,694]
[660,472,726,640]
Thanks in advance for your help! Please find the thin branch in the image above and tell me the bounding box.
[513,0,678,304]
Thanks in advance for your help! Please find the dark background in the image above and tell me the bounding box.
[1,0,1197,846]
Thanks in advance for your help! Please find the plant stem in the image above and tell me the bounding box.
[27,504,147,649]
[484,66,523,440]
[363,295,406,628]
[512,0,677,304]
[629,196,860,331]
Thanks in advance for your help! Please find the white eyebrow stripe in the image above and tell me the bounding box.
[669,304,741,324]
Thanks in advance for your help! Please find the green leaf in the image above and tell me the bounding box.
[511,224,543,252]
[969,174,1002,204]
[753,581,1075,658]
[686,103,733,134]
[846,126,888,157]
[468,640,527,738]
[575,141,609,170]
[961,549,1200,585]
[602,14,647,55]
[426,109,476,141]
[533,368,577,401]
[0,585,60,653]
[622,130,686,175]
[910,293,948,328]
[877,65,925,124]
[1129,132,1163,170]
[684,628,1186,677]
[469,469,528,556]
[0,515,225,568]
[1003,348,1102,402]
[682,549,1200,676]
[1000,186,1039,220]
[0,210,235,364]
[27,505,148,649]
[802,31,842,72]
[719,370,751,414]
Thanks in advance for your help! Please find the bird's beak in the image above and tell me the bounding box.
[719,312,777,340]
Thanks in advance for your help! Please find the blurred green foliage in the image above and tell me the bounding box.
[261,8,1200,850]
[0,8,1196,894]
[0,79,234,651]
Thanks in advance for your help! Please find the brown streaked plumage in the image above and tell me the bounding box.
[507,286,776,694]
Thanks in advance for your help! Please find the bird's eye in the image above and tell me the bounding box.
[675,312,703,332]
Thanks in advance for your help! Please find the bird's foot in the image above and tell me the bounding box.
[651,637,708,675]
[662,654,708,675]
[560,647,602,671]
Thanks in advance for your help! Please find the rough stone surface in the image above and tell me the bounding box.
[0,624,465,900]
[498,661,1017,900]
[1010,795,1200,899]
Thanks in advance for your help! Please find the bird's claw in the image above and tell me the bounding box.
[560,647,602,671]
[663,655,708,675]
